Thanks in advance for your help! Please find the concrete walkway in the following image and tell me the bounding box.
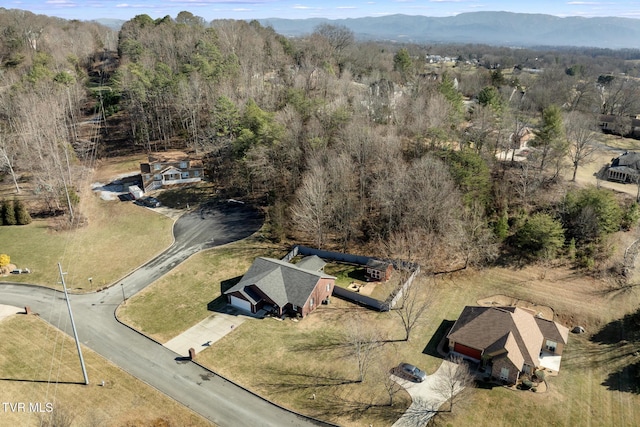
[0,304,22,321]
[164,311,249,356]
[392,360,464,427]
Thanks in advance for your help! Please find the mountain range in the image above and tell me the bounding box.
[95,12,640,50]
[257,12,640,49]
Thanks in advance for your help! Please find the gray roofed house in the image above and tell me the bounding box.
[224,257,336,318]
[295,255,326,272]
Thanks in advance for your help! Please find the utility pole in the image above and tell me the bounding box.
[58,262,89,385]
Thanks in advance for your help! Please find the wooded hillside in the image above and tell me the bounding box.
[2,9,640,273]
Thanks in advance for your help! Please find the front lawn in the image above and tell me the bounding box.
[0,314,210,427]
[116,237,285,342]
[0,196,173,290]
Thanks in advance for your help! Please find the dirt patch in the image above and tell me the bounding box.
[346,281,377,296]
[477,294,555,321]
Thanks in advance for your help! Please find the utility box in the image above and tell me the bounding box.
[128,185,144,200]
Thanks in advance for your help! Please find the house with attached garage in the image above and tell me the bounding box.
[446,306,569,384]
[140,151,204,192]
[224,256,336,318]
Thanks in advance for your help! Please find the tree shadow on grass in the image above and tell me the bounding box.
[591,308,640,345]
[293,383,406,426]
[260,367,358,393]
[602,360,640,393]
[423,319,454,358]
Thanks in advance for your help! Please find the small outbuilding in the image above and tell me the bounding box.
[365,259,393,281]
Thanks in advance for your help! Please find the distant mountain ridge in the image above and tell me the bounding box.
[259,12,640,49]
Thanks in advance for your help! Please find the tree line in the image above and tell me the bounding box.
[1,9,640,272]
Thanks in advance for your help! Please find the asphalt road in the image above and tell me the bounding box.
[0,201,333,427]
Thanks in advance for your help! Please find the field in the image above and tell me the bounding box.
[0,157,174,291]
[126,249,640,427]
[0,313,211,427]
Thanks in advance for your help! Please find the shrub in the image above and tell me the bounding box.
[1,200,16,225]
[514,212,565,260]
[521,379,533,390]
[14,199,32,225]
[0,254,9,267]
[534,369,546,382]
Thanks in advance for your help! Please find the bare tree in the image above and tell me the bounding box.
[393,272,432,341]
[565,111,600,181]
[373,347,404,406]
[434,355,475,413]
[344,312,381,382]
[0,136,20,194]
[291,158,331,248]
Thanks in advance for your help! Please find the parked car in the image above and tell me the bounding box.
[135,196,161,208]
[10,268,31,274]
[400,363,427,382]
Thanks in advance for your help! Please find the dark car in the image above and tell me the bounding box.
[139,196,161,208]
[400,363,427,382]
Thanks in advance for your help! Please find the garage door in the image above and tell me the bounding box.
[229,295,252,313]
[454,343,482,360]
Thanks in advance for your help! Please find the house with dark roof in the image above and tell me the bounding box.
[446,306,569,384]
[605,151,640,183]
[140,151,204,192]
[365,259,393,281]
[224,257,335,318]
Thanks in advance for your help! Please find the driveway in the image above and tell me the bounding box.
[164,309,249,355]
[0,201,334,427]
[392,360,464,427]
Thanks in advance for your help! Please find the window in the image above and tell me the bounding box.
[194,170,200,177]
[154,174,161,180]
[500,367,509,381]
[292,305,298,311]
[326,283,330,292]
[154,163,161,170]
[180,161,188,168]
[181,172,189,178]
[310,298,314,308]
[545,340,557,353]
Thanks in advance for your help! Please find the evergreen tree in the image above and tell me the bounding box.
[14,199,32,225]
[1,199,16,225]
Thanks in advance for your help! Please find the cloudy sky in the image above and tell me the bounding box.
[8,0,640,21]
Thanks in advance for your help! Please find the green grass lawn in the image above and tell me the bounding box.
[324,262,368,288]
[0,195,173,291]
[113,235,640,427]
[0,314,211,427]
[117,237,285,342]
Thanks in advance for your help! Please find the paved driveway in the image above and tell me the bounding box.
[0,201,335,427]
[164,310,249,356]
[392,360,464,427]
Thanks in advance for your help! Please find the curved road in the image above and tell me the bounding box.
[0,201,331,427]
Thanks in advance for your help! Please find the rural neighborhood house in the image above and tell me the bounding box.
[224,256,336,318]
[446,306,569,384]
[140,151,204,192]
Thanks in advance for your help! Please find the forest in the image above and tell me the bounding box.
[2,8,640,274]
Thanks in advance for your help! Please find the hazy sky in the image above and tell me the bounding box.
[8,0,640,22]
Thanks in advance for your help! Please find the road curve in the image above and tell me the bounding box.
[0,201,334,427]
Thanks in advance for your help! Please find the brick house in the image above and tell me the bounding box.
[446,306,569,384]
[140,151,204,192]
[365,259,393,281]
[224,256,335,318]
